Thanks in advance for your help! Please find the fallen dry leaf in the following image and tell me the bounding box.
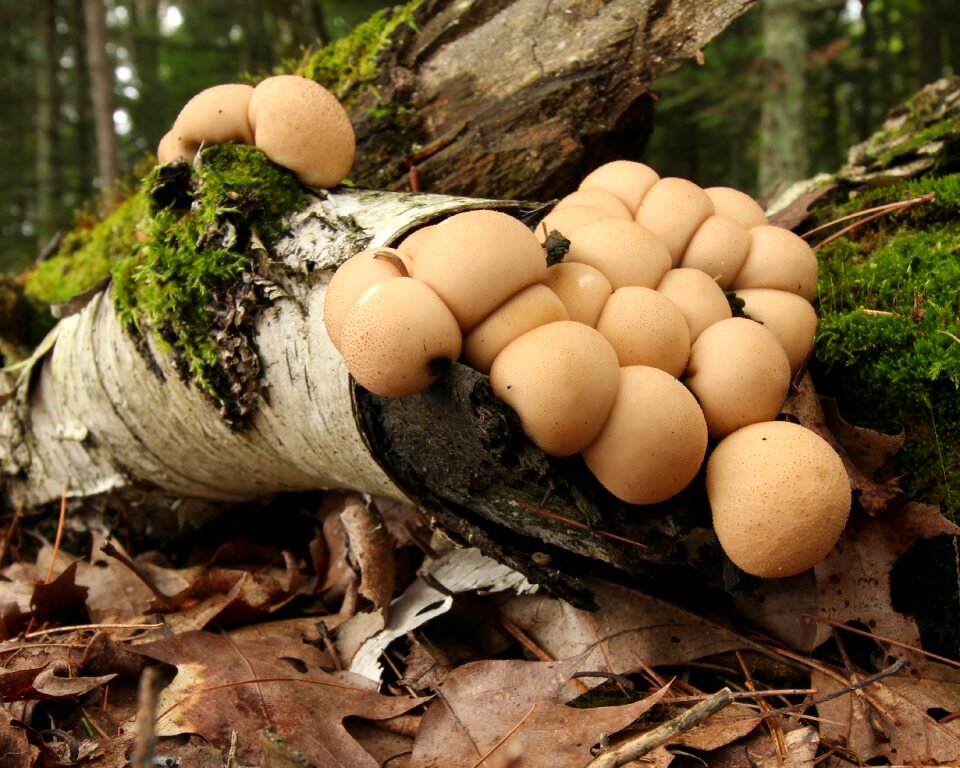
[497,578,755,676]
[131,630,426,766]
[0,710,38,768]
[814,661,960,763]
[408,655,671,768]
[341,499,396,619]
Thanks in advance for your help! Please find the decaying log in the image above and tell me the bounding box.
[346,0,758,200]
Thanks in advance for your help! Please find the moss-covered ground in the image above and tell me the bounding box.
[812,174,960,519]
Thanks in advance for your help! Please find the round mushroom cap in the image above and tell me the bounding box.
[156,131,183,165]
[490,321,620,456]
[322,247,412,352]
[684,317,791,439]
[463,284,569,374]
[339,277,462,398]
[578,160,660,214]
[733,288,818,375]
[554,189,632,220]
[707,420,851,578]
[413,209,548,331]
[166,83,255,163]
[732,225,819,301]
[635,178,715,267]
[542,262,613,327]
[595,286,691,377]
[679,214,751,288]
[582,365,708,505]
[565,219,672,289]
[704,187,769,229]
[249,74,355,188]
[656,268,732,342]
[395,225,436,259]
[536,205,611,244]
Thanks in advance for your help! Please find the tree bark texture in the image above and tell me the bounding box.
[345,0,757,201]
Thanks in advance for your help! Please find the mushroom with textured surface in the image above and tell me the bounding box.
[732,225,819,301]
[707,420,851,578]
[564,219,672,290]
[248,74,356,188]
[490,321,620,457]
[684,317,791,439]
[578,160,660,214]
[679,214,751,288]
[733,288,818,375]
[704,186,768,229]
[157,83,255,164]
[338,277,462,398]
[656,268,732,343]
[582,365,708,504]
[542,262,613,327]
[635,177,715,267]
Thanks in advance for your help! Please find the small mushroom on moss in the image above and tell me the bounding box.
[565,219,672,290]
[656,268,732,342]
[582,365,708,504]
[704,187,769,229]
[413,209,548,331]
[578,160,660,214]
[679,214,750,288]
[490,321,620,456]
[684,317,791,439]
[157,83,255,164]
[463,284,569,374]
[732,288,818,375]
[338,276,462,397]
[595,286,691,377]
[248,74,356,188]
[322,247,412,352]
[732,225,819,301]
[635,178,715,267]
[707,420,851,578]
[542,262,613,327]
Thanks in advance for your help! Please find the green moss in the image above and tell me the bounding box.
[813,173,960,515]
[24,190,148,306]
[111,144,307,414]
[286,0,423,102]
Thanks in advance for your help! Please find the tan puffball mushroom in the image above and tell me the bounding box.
[565,219,672,289]
[595,286,691,377]
[339,277,462,397]
[395,225,436,259]
[535,205,610,244]
[707,420,851,578]
[582,365,708,505]
[463,284,569,374]
[248,74,355,188]
[635,178,715,267]
[542,262,613,327]
[160,83,255,164]
[578,160,660,214]
[322,247,412,353]
[684,317,791,439]
[704,187,769,229]
[679,214,751,288]
[554,189,632,220]
[733,288,818,375]
[732,225,819,301]
[656,268,732,342]
[490,321,620,457]
[413,209,547,331]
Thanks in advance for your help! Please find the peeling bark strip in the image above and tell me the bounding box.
[0,190,542,510]
[347,0,758,200]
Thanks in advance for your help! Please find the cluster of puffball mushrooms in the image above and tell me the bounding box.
[158,76,851,580]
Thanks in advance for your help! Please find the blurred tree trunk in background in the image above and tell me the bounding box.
[128,0,164,155]
[758,0,808,199]
[83,0,119,191]
[34,0,61,251]
[71,0,95,198]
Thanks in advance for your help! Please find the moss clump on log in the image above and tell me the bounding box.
[813,175,960,519]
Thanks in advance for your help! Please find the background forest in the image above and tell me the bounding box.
[2,0,960,274]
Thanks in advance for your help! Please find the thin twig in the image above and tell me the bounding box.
[802,193,936,240]
[43,483,68,584]
[469,703,536,768]
[510,500,647,548]
[810,192,936,250]
[587,687,735,768]
[805,614,960,671]
[0,504,25,567]
[22,622,164,640]
[131,666,158,768]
